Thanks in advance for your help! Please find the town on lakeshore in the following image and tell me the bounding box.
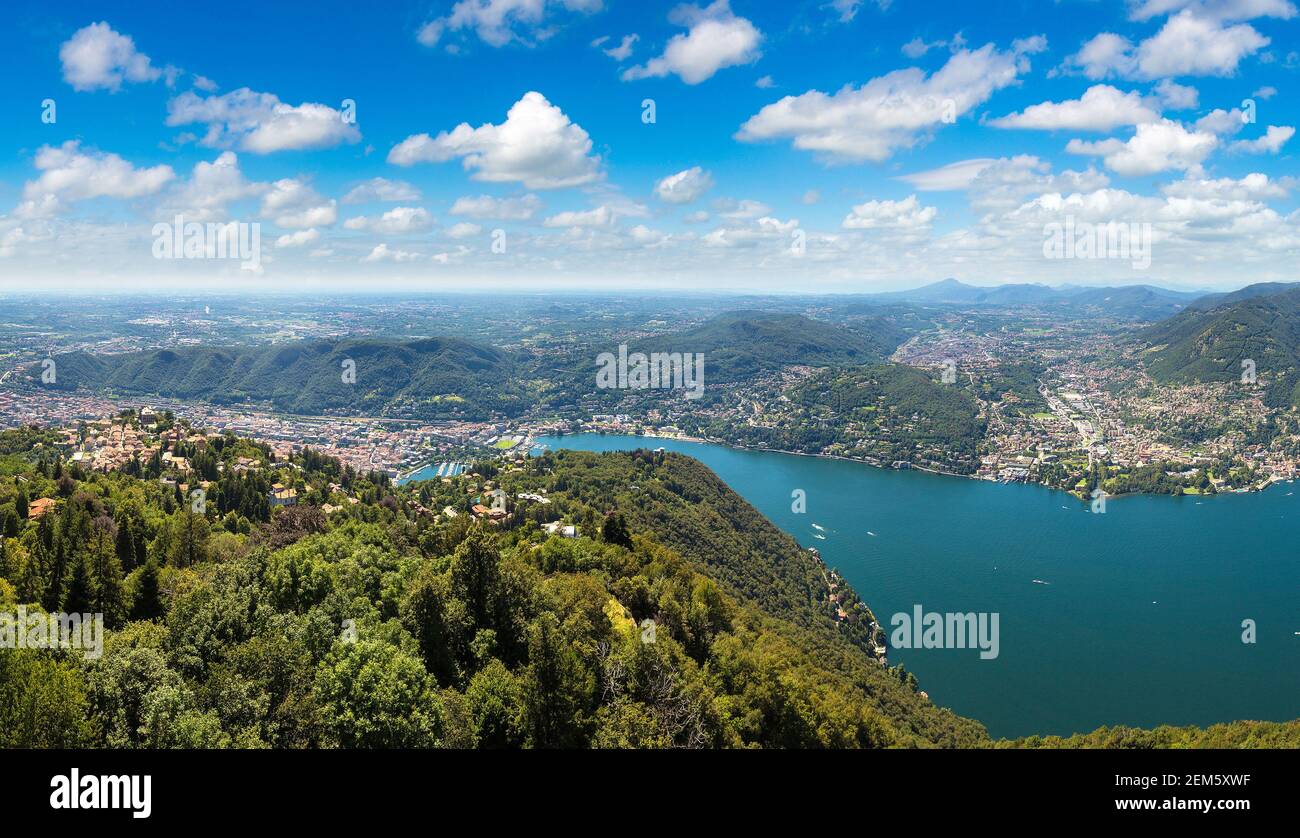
[4,287,1299,500]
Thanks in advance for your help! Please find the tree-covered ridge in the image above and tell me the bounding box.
[1141,286,1300,409]
[0,429,982,748]
[34,311,911,424]
[1004,720,1300,749]
[1,428,1294,749]
[643,311,907,384]
[40,337,529,419]
[718,364,986,473]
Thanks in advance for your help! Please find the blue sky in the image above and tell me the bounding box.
[0,0,1297,292]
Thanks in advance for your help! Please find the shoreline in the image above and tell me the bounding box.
[531,429,1287,502]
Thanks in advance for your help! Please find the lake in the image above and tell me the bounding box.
[533,433,1300,739]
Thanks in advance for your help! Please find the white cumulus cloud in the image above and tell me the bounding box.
[898,158,998,191]
[736,43,1032,162]
[1066,118,1218,175]
[842,195,937,229]
[622,1,762,85]
[166,88,361,153]
[388,91,600,189]
[275,229,321,248]
[990,85,1161,131]
[543,206,615,227]
[1230,125,1295,153]
[342,178,422,204]
[1066,11,1268,80]
[655,166,714,203]
[449,194,543,219]
[17,141,175,218]
[418,0,604,49]
[343,206,435,234]
[161,151,268,221]
[59,22,162,92]
[260,178,338,229]
[362,243,421,262]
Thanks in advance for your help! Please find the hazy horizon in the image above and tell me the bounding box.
[0,275,1290,298]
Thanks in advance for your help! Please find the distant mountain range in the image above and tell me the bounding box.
[39,312,908,419]
[646,311,906,383]
[45,338,529,419]
[862,278,1206,319]
[1183,282,1300,311]
[33,287,1300,419]
[1142,283,1300,408]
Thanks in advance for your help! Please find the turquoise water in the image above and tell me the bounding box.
[534,434,1300,739]
[401,461,467,482]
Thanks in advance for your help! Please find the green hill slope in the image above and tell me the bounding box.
[1142,287,1300,408]
[0,428,1293,748]
[44,338,528,419]
[649,311,906,383]
[720,364,986,473]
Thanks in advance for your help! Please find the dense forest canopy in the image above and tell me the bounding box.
[1,428,1294,748]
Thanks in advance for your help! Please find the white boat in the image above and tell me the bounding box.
[812,533,826,540]
[867,531,877,537]
[811,523,825,531]
[1032,579,1049,585]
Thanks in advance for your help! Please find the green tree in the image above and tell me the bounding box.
[91,516,127,627]
[0,649,94,747]
[521,613,593,748]
[62,553,96,615]
[400,565,468,686]
[602,512,633,548]
[131,559,164,622]
[464,658,525,748]
[450,525,501,629]
[13,541,44,606]
[314,639,443,748]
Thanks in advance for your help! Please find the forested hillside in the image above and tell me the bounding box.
[1142,286,1300,408]
[0,430,982,748]
[719,364,986,473]
[1,429,1292,748]
[41,338,529,419]
[645,312,907,383]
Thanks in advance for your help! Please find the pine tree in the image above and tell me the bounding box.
[131,558,164,621]
[92,516,126,627]
[601,512,633,548]
[13,541,44,606]
[114,513,136,571]
[39,539,64,613]
[62,553,96,615]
